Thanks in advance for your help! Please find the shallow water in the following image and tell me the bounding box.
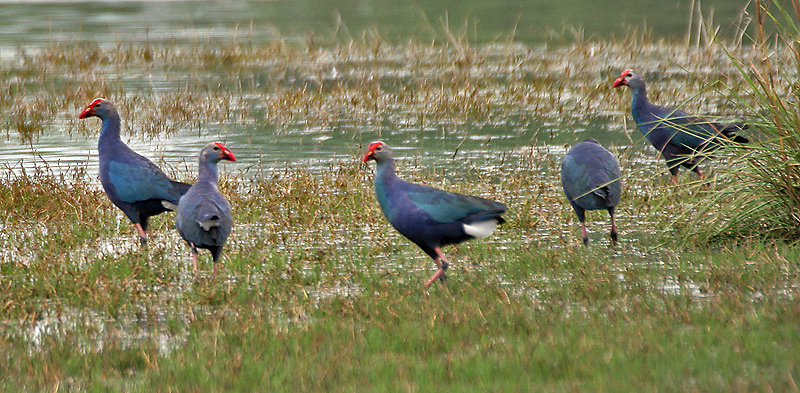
[2,115,630,180]
[0,0,749,48]
[0,0,751,178]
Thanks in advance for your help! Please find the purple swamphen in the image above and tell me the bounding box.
[176,142,236,278]
[613,69,749,185]
[362,141,507,288]
[79,98,192,243]
[561,138,622,245]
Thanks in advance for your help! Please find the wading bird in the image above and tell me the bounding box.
[79,98,191,244]
[613,69,748,184]
[176,142,235,278]
[561,138,622,245]
[362,141,507,288]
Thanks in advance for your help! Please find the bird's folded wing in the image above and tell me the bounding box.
[651,109,723,149]
[108,160,177,203]
[407,186,506,223]
[194,201,229,232]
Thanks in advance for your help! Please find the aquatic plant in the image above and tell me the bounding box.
[687,0,800,242]
[0,27,779,144]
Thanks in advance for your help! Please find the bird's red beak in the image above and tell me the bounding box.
[214,142,237,162]
[362,151,374,162]
[612,69,631,88]
[79,98,104,119]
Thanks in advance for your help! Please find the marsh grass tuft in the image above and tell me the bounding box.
[0,26,778,144]
[2,138,800,391]
[2,16,800,391]
[684,0,800,243]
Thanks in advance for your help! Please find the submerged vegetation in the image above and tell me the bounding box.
[2,4,800,391]
[0,25,777,143]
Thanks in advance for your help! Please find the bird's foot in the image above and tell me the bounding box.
[610,231,618,246]
[134,223,148,245]
[424,269,447,289]
[582,236,589,246]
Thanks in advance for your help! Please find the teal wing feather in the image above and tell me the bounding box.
[653,108,723,150]
[406,184,506,224]
[108,160,180,204]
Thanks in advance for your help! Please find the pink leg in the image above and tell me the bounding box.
[423,248,449,289]
[134,223,147,244]
[671,174,679,185]
[610,215,618,246]
[212,263,219,280]
[694,168,704,180]
[694,168,710,189]
[191,244,199,274]
[581,222,589,246]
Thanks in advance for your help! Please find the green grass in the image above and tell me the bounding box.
[2,156,799,392]
[2,19,800,392]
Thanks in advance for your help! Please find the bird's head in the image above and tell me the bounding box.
[362,140,392,163]
[203,141,237,163]
[613,69,643,89]
[79,98,114,119]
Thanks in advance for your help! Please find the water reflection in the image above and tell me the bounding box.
[2,115,631,182]
[0,0,749,48]
[0,0,753,179]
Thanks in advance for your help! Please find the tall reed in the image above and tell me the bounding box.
[687,0,800,242]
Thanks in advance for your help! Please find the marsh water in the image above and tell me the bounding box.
[0,1,781,365]
[1,0,749,47]
[0,0,750,176]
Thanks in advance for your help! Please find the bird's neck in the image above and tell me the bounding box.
[630,84,651,114]
[97,112,123,151]
[197,159,220,187]
[374,158,398,210]
[375,158,398,187]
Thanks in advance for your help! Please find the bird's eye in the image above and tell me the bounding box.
[213,146,220,151]
[375,146,383,151]
[627,73,633,77]
[94,104,100,108]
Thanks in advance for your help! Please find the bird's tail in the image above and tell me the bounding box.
[162,181,194,211]
[173,180,193,195]
[466,209,507,225]
[592,186,617,208]
[720,123,750,143]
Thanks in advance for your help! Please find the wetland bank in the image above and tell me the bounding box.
[2,1,800,392]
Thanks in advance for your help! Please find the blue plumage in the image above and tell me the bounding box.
[79,98,191,243]
[176,142,236,278]
[613,69,748,184]
[561,139,622,245]
[363,141,507,288]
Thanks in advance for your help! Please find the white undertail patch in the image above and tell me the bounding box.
[197,218,221,231]
[161,201,179,211]
[463,219,499,239]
